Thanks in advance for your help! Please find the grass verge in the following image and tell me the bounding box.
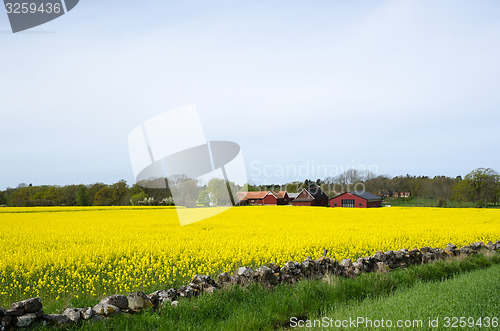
[308,263,500,330]
[32,253,500,330]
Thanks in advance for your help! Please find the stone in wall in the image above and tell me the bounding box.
[127,292,153,312]
[99,295,128,311]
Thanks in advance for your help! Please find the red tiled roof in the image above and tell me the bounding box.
[236,191,269,200]
[272,191,288,199]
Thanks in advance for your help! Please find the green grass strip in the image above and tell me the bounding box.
[35,253,500,330]
[311,263,500,330]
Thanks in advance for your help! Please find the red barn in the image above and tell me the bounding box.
[288,192,299,203]
[262,192,278,205]
[330,191,382,208]
[292,188,329,206]
[236,191,282,205]
[236,191,269,205]
[272,191,290,205]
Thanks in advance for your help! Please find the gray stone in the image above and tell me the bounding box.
[188,283,202,296]
[127,291,152,311]
[280,261,302,283]
[155,288,177,304]
[147,292,160,309]
[177,285,195,298]
[445,243,457,255]
[352,261,364,272]
[93,303,120,316]
[372,251,385,262]
[486,241,496,251]
[6,301,24,316]
[79,307,94,320]
[301,259,317,278]
[268,263,281,274]
[459,246,475,256]
[22,297,42,313]
[255,266,278,285]
[237,267,254,278]
[99,295,128,310]
[62,308,81,323]
[217,272,230,284]
[15,313,37,328]
[340,259,353,268]
[420,247,432,253]
[192,274,217,288]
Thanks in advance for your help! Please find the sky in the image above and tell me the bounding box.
[1,0,499,189]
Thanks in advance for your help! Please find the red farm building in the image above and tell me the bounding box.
[292,188,329,206]
[236,191,283,206]
[330,191,382,208]
[288,192,299,203]
[271,191,290,205]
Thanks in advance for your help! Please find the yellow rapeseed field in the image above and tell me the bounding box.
[0,206,499,306]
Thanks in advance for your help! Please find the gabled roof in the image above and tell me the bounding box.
[296,188,328,201]
[271,191,288,199]
[331,191,382,201]
[236,191,269,200]
[288,193,299,199]
[308,187,328,200]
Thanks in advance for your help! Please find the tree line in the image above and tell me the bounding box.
[0,167,498,208]
[248,167,500,208]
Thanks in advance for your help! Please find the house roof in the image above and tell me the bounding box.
[271,191,288,199]
[308,188,329,200]
[351,191,382,200]
[331,191,382,201]
[288,193,299,199]
[236,191,269,200]
[297,188,328,201]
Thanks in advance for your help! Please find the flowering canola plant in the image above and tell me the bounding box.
[0,206,499,306]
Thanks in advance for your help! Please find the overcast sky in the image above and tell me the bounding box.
[1,0,499,189]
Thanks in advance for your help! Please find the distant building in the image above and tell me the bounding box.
[330,191,382,208]
[288,192,299,203]
[236,191,285,206]
[236,191,269,205]
[271,191,290,205]
[292,188,329,206]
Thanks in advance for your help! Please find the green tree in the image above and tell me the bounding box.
[197,189,211,207]
[130,191,148,205]
[452,168,499,207]
[87,183,106,206]
[76,185,89,206]
[0,191,7,205]
[112,180,129,205]
[93,186,118,206]
[58,185,78,206]
[9,186,35,206]
[207,178,237,206]
[451,179,474,202]
[465,168,499,207]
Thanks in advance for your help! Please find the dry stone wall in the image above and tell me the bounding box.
[1,240,499,330]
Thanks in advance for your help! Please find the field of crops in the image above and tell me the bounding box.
[1,206,499,307]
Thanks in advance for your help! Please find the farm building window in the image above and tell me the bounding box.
[341,199,355,207]
[334,203,338,207]
[359,203,363,207]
